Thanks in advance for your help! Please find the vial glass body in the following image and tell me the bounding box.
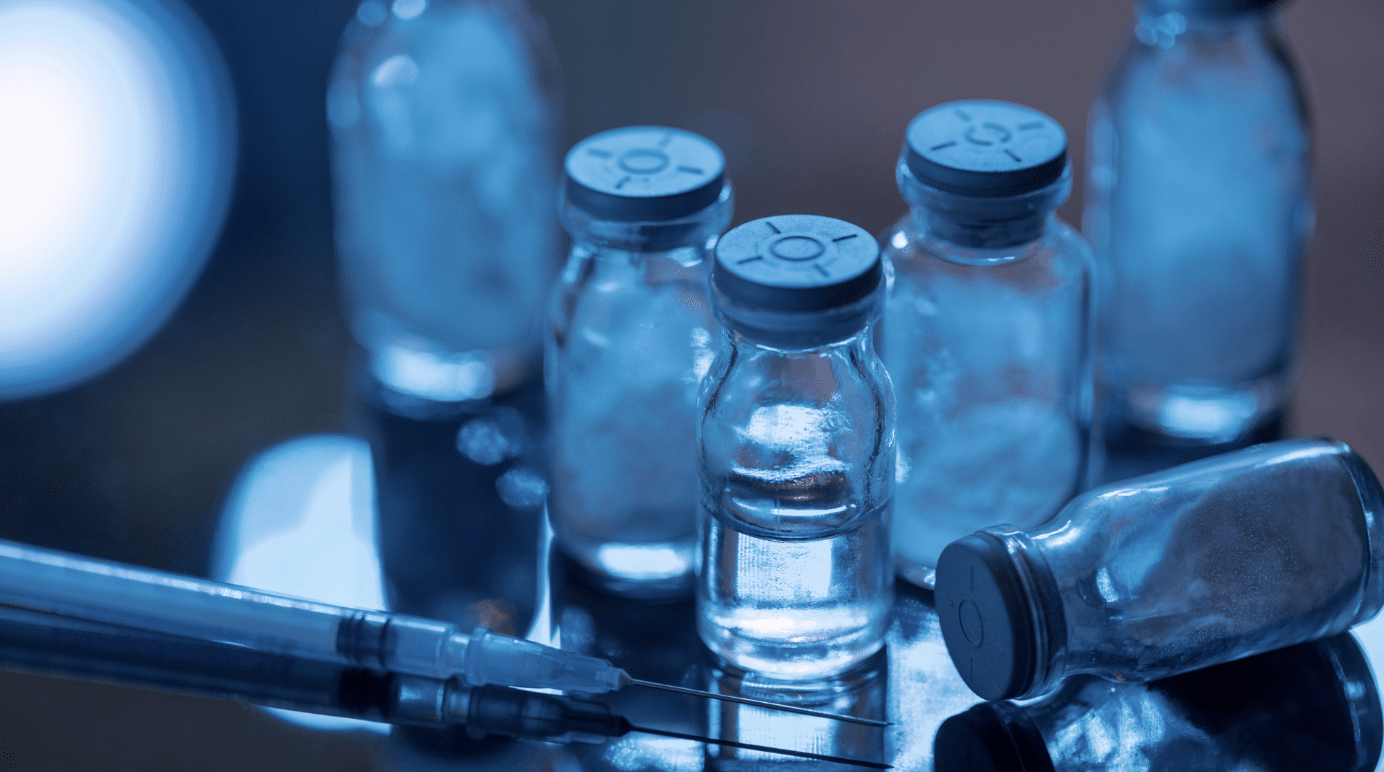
[328,0,562,406]
[697,329,895,679]
[938,437,1384,701]
[546,194,731,597]
[881,178,1096,588]
[1084,4,1311,444]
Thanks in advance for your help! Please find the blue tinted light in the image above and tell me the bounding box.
[0,0,234,399]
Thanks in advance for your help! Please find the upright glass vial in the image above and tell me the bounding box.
[934,437,1384,702]
[881,100,1096,589]
[328,0,562,414]
[547,126,732,598]
[1085,0,1311,454]
[698,215,895,679]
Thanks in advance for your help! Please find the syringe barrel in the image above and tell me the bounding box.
[459,683,620,744]
[0,539,347,661]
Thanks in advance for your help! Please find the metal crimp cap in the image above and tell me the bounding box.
[564,125,726,221]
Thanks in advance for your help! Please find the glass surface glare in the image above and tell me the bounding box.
[0,0,235,399]
[212,434,389,733]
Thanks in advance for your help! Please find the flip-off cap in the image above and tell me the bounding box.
[713,215,881,313]
[933,704,1054,772]
[904,101,1067,197]
[565,126,726,221]
[934,533,1039,701]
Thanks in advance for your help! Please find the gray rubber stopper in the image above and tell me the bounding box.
[934,533,1040,701]
[713,215,881,313]
[564,126,725,221]
[904,100,1067,197]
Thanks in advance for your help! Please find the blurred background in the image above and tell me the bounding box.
[0,0,1380,767]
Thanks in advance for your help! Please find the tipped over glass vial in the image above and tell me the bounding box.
[880,100,1096,588]
[697,215,895,679]
[1085,0,1311,461]
[546,126,732,598]
[934,437,1384,702]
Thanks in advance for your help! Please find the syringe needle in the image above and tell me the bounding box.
[628,722,892,769]
[627,678,890,727]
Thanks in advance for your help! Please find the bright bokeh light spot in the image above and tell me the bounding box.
[0,0,234,399]
[213,435,389,734]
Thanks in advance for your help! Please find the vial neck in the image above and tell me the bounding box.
[728,326,874,357]
[909,207,1050,250]
[984,528,1070,700]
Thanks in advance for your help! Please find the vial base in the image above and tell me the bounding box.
[1106,372,1290,445]
[697,504,892,680]
[554,529,695,601]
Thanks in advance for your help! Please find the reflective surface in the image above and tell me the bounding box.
[0,0,1379,769]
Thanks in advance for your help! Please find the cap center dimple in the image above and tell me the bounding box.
[617,148,670,175]
[964,122,1012,147]
[769,235,826,262]
[958,599,985,647]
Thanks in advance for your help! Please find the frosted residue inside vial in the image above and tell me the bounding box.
[330,1,559,400]
[549,252,717,585]
[895,400,1078,573]
[884,259,1086,583]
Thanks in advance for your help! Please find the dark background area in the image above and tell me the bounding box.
[0,0,1380,767]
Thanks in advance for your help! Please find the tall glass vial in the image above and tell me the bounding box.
[547,126,732,598]
[1085,0,1311,454]
[880,100,1096,589]
[934,437,1384,702]
[698,215,895,679]
[328,0,561,415]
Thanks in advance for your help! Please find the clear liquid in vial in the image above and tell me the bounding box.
[697,470,892,679]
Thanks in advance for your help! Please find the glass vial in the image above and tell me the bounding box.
[1085,0,1312,454]
[547,126,732,598]
[934,437,1384,701]
[327,0,562,416]
[880,100,1096,589]
[934,632,1383,772]
[698,215,895,679]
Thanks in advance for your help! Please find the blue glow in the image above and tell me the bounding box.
[0,0,234,399]
[213,435,389,734]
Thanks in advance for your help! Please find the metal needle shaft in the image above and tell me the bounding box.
[628,678,890,728]
[629,722,892,769]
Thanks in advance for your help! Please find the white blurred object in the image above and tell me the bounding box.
[213,434,389,734]
[0,0,235,399]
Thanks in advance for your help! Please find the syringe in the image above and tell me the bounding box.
[0,607,891,768]
[0,538,887,727]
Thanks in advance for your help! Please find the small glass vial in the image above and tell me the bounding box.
[1085,0,1311,454]
[880,100,1096,589]
[934,632,1382,772]
[547,126,732,598]
[934,437,1384,701]
[697,214,895,679]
